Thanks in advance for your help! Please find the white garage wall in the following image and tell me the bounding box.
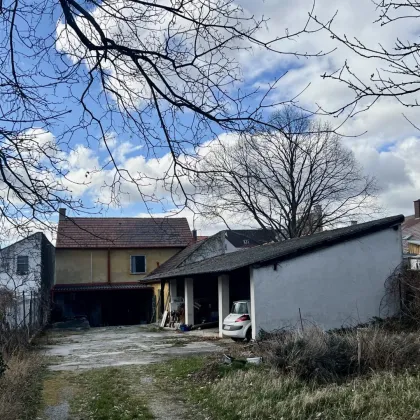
[251,227,402,337]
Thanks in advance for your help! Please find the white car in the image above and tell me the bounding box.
[222,300,252,341]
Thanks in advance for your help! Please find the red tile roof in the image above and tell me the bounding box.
[56,217,192,249]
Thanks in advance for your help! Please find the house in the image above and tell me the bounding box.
[53,209,192,326]
[402,200,420,254]
[401,200,420,270]
[0,232,55,295]
[0,232,55,326]
[144,215,404,339]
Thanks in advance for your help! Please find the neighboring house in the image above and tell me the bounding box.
[144,215,404,339]
[0,232,55,296]
[402,199,420,253]
[53,209,192,326]
[0,232,55,327]
[401,199,420,270]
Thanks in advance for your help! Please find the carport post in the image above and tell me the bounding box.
[218,274,230,338]
[250,267,256,340]
[184,277,194,325]
[169,279,177,310]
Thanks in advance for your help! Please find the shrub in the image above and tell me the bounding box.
[257,327,420,383]
[0,353,6,377]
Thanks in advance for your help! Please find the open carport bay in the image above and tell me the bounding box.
[52,285,154,327]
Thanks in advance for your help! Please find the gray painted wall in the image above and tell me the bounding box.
[251,227,402,336]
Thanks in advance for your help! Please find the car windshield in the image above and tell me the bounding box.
[231,302,248,314]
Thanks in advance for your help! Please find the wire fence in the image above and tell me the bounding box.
[1,291,48,353]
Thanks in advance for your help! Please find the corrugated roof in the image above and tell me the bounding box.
[56,217,192,249]
[144,215,404,280]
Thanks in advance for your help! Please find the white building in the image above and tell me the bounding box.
[145,215,404,338]
[0,232,55,294]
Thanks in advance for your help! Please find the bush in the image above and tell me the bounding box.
[257,327,420,383]
[0,353,6,377]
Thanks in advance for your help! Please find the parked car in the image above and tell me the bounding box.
[222,300,252,341]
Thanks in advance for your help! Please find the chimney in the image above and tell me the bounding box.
[350,220,357,226]
[192,229,197,242]
[58,208,66,221]
[415,200,420,219]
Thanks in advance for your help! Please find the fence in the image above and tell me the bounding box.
[1,291,47,350]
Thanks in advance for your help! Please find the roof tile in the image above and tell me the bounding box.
[56,217,192,248]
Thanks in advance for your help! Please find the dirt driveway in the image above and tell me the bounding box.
[39,325,224,419]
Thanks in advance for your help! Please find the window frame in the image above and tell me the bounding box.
[16,255,29,275]
[130,255,146,274]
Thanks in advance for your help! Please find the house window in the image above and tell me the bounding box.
[130,256,146,274]
[16,256,29,275]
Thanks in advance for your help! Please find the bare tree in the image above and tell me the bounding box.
[310,1,420,118]
[195,106,378,239]
[0,0,327,238]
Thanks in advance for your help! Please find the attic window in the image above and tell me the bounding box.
[130,256,146,274]
[243,239,250,245]
[16,256,29,275]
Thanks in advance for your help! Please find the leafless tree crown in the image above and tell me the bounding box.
[0,0,327,238]
[311,0,420,118]
[195,106,378,239]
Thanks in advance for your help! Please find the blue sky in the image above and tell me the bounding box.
[8,0,420,238]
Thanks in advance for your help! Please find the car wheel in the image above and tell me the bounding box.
[245,328,252,342]
[231,337,243,342]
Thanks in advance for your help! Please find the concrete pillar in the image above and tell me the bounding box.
[169,279,177,310]
[218,274,230,338]
[184,278,194,325]
[250,267,256,340]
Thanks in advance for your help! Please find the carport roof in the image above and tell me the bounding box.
[143,215,404,280]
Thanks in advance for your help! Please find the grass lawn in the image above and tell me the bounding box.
[42,366,154,420]
[150,356,420,420]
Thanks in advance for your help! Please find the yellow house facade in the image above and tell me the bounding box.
[53,210,191,326]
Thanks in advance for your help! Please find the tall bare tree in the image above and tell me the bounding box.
[195,107,377,239]
[0,0,326,239]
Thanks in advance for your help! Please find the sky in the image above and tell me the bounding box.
[19,0,420,238]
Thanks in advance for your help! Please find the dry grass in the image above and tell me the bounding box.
[257,326,420,382]
[0,351,45,420]
[200,368,420,420]
[153,355,420,420]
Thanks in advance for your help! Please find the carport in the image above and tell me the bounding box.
[52,284,154,327]
[148,266,252,338]
[144,215,405,339]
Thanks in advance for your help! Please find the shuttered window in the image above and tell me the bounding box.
[130,256,146,274]
[16,256,29,275]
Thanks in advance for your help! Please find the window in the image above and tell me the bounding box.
[16,256,29,275]
[130,255,146,274]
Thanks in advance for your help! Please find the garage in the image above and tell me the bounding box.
[52,284,154,327]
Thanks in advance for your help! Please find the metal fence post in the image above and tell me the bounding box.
[22,291,26,327]
[29,291,33,333]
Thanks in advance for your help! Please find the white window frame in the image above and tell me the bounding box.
[130,255,146,274]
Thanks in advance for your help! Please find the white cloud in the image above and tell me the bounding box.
[54,0,420,229]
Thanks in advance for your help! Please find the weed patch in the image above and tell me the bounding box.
[0,351,45,420]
